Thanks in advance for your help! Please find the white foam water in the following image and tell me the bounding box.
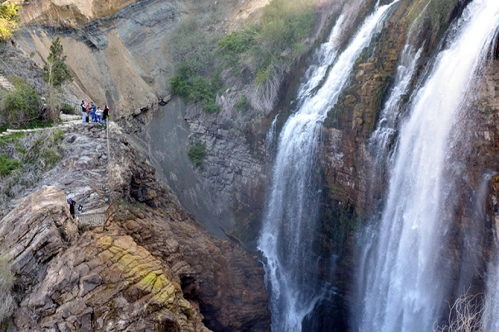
[258,2,399,330]
[358,1,499,331]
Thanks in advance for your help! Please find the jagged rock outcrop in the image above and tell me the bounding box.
[0,121,270,331]
[0,186,209,331]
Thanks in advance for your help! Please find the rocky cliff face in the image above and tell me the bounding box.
[0,186,210,331]
[10,0,342,241]
[6,0,499,328]
[0,122,270,331]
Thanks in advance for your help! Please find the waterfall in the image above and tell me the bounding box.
[369,45,421,168]
[358,0,499,331]
[257,2,399,331]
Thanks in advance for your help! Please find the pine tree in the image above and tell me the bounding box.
[43,37,73,122]
[43,37,73,86]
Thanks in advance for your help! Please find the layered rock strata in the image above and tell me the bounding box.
[0,122,270,331]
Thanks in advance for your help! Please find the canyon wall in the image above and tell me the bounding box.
[0,122,271,331]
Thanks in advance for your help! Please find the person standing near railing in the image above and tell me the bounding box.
[90,102,97,122]
[80,100,87,123]
[102,105,109,124]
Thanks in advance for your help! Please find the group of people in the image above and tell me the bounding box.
[81,100,110,124]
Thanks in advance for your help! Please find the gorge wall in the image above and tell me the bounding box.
[4,0,499,330]
[10,0,346,241]
[0,122,271,331]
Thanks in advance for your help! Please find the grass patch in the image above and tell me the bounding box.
[0,153,21,176]
[187,140,206,168]
[235,95,248,112]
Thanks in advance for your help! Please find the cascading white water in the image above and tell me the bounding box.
[257,2,399,331]
[369,45,421,167]
[353,42,422,329]
[358,1,499,331]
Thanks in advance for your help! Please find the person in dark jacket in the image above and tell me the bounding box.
[67,198,75,217]
[102,105,110,124]
[81,100,87,123]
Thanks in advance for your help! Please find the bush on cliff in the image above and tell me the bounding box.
[0,78,42,127]
[168,0,317,114]
[168,17,223,113]
[0,153,21,176]
[0,2,21,41]
[188,140,206,168]
[218,0,316,83]
[170,63,221,113]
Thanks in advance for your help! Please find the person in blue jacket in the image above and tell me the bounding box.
[90,102,97,122]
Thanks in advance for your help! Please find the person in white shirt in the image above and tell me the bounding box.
[96,106,103,123]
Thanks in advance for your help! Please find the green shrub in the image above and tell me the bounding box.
[235,95,248,112]
[0,153,21,176]
[0,2,20,41]
[170,63,221,112]
[170,63,192,97]
[2,78,41,126]
[217,29,256,56]
[60,103,75,114]
[188,140,207,168]
[203,100,221,113]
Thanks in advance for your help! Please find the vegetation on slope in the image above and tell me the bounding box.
[0,35,73,129]
[188,140,207,168]
[0,129,65,213]
[0,1,20,41]
[1,77,42,127]
[169,0,317,114]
